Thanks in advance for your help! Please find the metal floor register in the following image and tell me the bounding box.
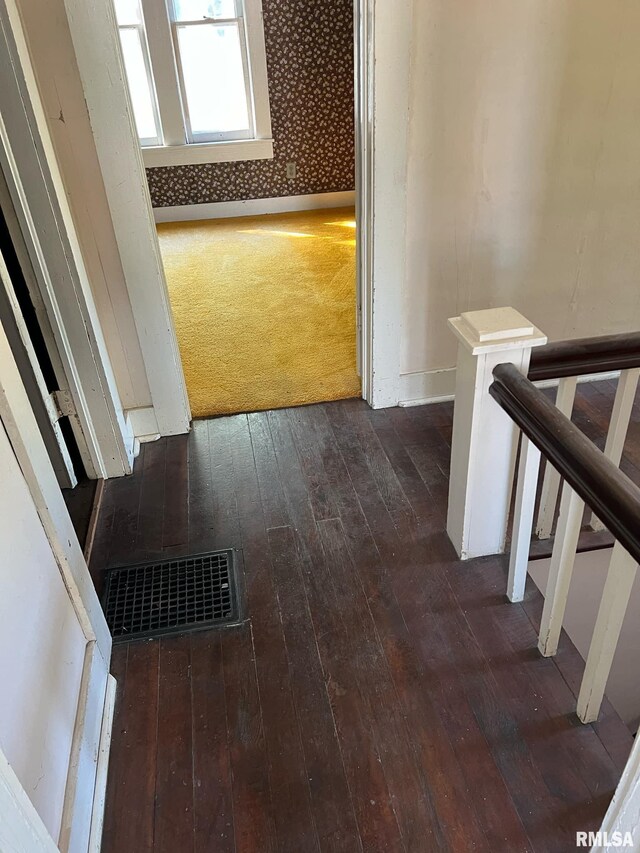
[102,549,240,642]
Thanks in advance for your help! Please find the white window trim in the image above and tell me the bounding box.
[117,21,163,146]
[136,0,273,167]
[142,136,273,166]
[241,0,272,143]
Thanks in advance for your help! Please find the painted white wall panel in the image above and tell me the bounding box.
[0,422,85,843]
[403,0,640,380]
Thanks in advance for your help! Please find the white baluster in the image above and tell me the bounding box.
[590,368,640,531]
[538,481,584,657]
[576,542,638,723]
[507,435,541,602]
[535,376,578,539]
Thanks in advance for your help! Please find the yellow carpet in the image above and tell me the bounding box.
[157,207,360,418]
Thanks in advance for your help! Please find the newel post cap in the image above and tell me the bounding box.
[448,307,547,355]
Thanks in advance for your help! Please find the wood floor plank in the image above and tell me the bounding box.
[222,624,277,853]
[430,551,597,851]
[285,406,341,522]
[255,411,363,852]
[188,419,215,553]
[135,438,168,560]
[154,636,194,853]
[267,409,405,852]
[340,400,416,532]
[162,435,189,553]
[316,516,450,853]
[190,631,235,853]
[207,417,243,551]
[267,525,362,853]
[247,412,288,530]
[266,409,338,570]
[102,641,159,853]
[320,403,511,851]
[227,413,320,853]
[104,443,147,569]
[205,415,279,853]
[575,383,640,482]
[291,409,459,850]
[403,549,567,850]
[365,407,437,524]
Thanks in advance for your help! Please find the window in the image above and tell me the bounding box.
[113,0,273,166]
[114,0,162,146]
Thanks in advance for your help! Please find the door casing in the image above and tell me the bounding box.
[0,0,136,479]
[0,208,78,488]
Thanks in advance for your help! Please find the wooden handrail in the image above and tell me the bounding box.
[528,331,640,381]
[490,362,640,565]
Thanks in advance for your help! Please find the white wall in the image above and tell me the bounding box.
[0,420,86,843]
[401,0,640,403]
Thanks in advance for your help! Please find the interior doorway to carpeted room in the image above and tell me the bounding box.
[157,207,360,418]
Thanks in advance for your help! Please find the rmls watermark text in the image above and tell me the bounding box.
[576,831,634,848]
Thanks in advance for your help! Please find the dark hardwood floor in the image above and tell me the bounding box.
[91,386,634,853]
[62,477,97,550]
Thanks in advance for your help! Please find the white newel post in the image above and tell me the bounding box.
[446,308,547,560]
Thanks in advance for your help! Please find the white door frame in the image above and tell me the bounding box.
[0,238,78,489]
[0,0,136,479]
[20,0,402,422]
[55,0,402,418]
[354,0,410,409]
[4,0,404,465]
[61,0,191,438]
[354,0,373,397]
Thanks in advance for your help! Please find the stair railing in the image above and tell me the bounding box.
[446,308,640,724]
[528,333,640,537]
[490,361,640,724]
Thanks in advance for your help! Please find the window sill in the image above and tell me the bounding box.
[142,138,274,168]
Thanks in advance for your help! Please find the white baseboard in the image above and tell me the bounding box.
[153,190,356,223]
[399,369,455,406]
[88,674,117,853]
[125,406,161,443]
[399,367,622,407]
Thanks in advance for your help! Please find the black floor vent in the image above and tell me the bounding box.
[102,550,240,642]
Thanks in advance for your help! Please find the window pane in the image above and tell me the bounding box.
[113,0,141,25]
[172,0,237,22]
[177,23,250,135]
[119,28,159,142]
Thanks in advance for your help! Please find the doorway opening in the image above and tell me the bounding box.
[117,0,361,418]
[0,177,96,549]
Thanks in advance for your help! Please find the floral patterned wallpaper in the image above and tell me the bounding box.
[146,0,355,207]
